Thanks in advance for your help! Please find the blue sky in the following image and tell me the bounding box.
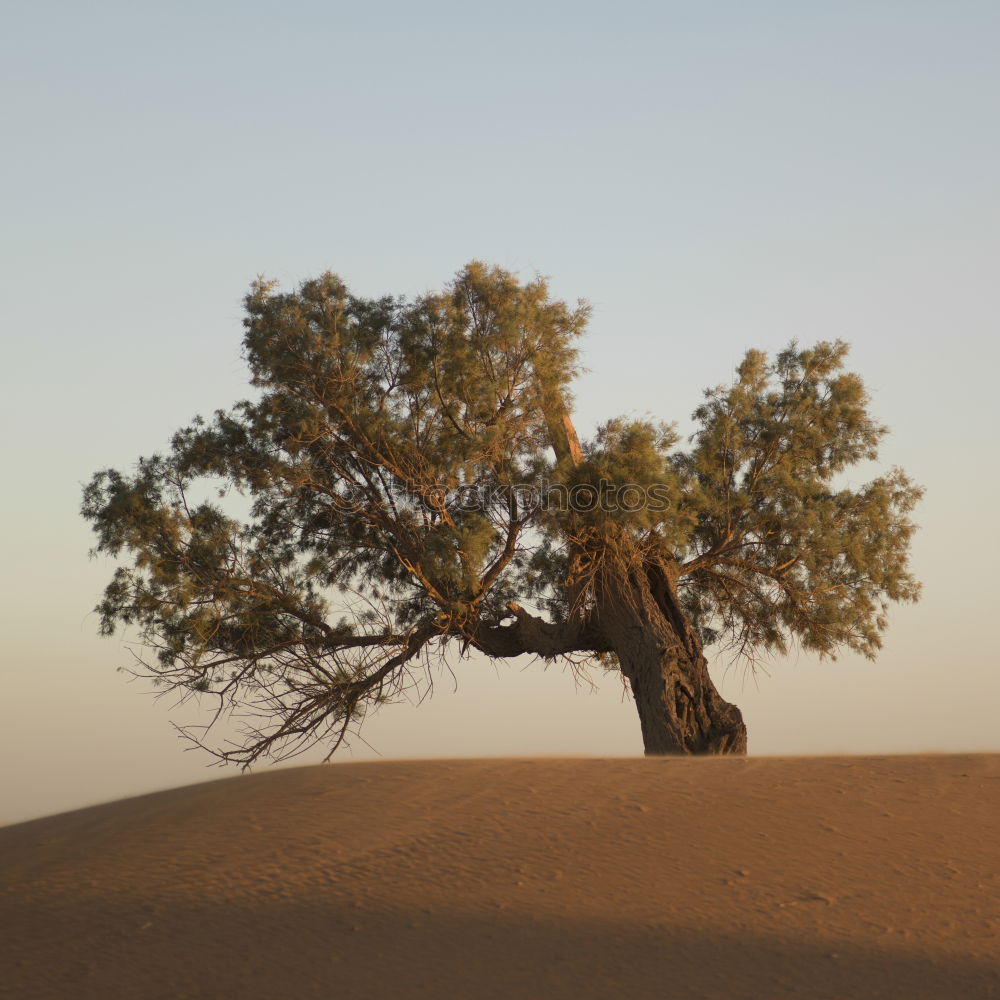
[2,0,999,822]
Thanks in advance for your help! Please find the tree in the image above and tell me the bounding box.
[82,263,922,763]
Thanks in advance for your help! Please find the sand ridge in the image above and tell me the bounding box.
[2,754,999,998]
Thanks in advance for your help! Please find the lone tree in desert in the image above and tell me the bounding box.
[83,264,922,761]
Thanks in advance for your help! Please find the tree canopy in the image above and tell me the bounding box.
[82,263,922,762]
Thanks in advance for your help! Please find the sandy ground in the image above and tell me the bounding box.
[2,754,999,999]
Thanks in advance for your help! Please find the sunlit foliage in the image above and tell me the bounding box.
[83,264,921,763]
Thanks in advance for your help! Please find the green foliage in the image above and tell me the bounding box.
[82,264,922,763]
[674,341,923,659]
[82,263,587,762]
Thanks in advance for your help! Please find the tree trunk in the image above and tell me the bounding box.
[541,397,746,755]
[597,559,747,755]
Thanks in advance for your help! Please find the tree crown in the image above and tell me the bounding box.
[83,263,921,763]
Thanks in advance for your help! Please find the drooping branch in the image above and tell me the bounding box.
[177,620,441,768]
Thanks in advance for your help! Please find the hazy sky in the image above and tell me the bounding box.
[3,0,999,824]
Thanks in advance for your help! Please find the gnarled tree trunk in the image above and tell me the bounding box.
[596,558,746,755]
[544,397,747,756]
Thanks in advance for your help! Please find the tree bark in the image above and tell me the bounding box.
[596,558,747,756]
[542,395,746,756]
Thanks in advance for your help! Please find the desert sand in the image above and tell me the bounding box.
[2,754,999,999]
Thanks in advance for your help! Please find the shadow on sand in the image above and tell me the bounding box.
[4,896,998,1000]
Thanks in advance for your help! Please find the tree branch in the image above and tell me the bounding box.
[472,602,610,658]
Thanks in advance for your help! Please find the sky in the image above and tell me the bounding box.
[2,0,999,824]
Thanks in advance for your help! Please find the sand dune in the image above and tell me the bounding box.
[2,755,999,999]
